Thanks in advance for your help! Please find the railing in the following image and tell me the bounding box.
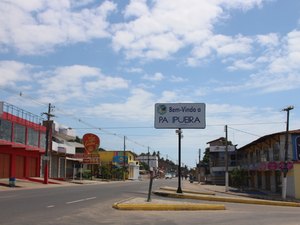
[0,101,43,125]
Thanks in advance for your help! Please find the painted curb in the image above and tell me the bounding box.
[160,186,215,195]
[154,191,300,207]
[113,202,225,211]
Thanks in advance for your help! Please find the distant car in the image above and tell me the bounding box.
[165,174,172,179]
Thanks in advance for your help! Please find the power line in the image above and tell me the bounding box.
[227,126,262,138]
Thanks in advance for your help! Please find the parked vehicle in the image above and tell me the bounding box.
[165,174,172,179]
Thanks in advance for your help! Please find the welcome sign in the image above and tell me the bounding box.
[154,103,206,129]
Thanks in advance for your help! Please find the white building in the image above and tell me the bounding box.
[136,155,158,170]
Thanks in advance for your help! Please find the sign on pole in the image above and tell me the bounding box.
[154,103,206,129]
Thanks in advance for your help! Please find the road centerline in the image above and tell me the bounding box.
[66,197,96,204]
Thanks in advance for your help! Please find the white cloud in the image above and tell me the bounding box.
[125,67,144,73]
[112,0,265,61]
[227,58,256,71]
[124,0,149,19]
[169,75,188,83]
[84,88,155,121]
[36,65,129,103]
[0,60,33,86]
[142,72,164,81]
[256,33,279,47]
[0,0,116,54]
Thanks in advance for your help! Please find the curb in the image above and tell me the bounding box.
[160,186,215,195]
[154,191,300,207]
[113,203,225,211]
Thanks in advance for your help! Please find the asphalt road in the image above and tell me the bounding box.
[1,179,300,225]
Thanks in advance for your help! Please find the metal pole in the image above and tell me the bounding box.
[225,125,229,192]
[198,148,201,183]
[123,136,126,181]
[176,128,182,193]
[282,106,294,199]
[147,146,150,170]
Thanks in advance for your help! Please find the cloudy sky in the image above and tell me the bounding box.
[1,0,300,168]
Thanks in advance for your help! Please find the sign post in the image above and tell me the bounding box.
[82,133,100,179]
[154,103,206,193]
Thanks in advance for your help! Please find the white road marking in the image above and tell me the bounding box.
[47,205,55,208]
[66,197,96,204]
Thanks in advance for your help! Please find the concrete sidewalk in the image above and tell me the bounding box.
[182,181,300,203]
[0,178,110,191]
[114,180,300,210]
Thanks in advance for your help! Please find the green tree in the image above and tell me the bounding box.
[202,147,210,165]
[230,168,247,190]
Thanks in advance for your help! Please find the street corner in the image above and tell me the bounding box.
[112,197,226,211]
[153,189,300,208]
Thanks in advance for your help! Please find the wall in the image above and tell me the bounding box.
[294,164,300,199]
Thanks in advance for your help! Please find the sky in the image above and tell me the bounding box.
[1,0,300,168]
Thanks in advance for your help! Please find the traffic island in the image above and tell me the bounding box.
[113,197,225,211]
[160,186,215,195]
[154,190,300,207]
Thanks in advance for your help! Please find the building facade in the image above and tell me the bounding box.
[99,150,140,180]
[136,155,159,170]
[46,121,83,180]
[207,137,237,185]
[0,102,46,183]
[237,130,300,199]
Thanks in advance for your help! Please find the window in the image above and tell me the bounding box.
[40,132,46,149]
[250,152,254,164]
[273,143,280,161]
[0,119,12,141]
[256,149,261,163]
[13,123,26,144]
[27,128,39,147]
[264,148,270,161]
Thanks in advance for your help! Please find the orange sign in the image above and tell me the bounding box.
[82,133,100,154]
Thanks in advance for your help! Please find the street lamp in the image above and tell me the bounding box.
[176,128,183,193]
[282,105,294,200]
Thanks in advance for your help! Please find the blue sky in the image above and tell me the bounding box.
[1,0,300,168]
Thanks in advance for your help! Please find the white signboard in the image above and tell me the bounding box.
[154,103,206,129]
[210,145,236,152]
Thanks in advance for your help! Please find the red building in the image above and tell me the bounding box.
[0,102,46,182]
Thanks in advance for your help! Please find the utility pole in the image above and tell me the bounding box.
[282,106,294,200]
[147,146,150,171]
[43,103,54,184]
[123,136,126,181]
[225,125,229,192]
[198,148,201,183]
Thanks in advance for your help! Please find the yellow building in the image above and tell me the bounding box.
[99,150,140,180]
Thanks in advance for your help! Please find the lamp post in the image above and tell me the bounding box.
[176,128,183,193]
[282,106,294,200]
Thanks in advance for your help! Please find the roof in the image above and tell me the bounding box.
[206,137,225,144]
[238,129,300,151]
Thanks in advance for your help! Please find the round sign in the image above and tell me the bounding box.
[82,133,100,154]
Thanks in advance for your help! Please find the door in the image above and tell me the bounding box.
[0,153,10,178]
[16,155,25,178]
[28,157,37,177]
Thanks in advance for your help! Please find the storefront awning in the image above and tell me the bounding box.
[66,157,83,162]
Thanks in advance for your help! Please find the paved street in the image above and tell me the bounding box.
[0,179,300,225]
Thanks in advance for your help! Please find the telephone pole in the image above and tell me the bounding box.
[225,125,229,192]
[198,148,201,183]
[123,136,126,181]
[43,103,54,184]
[282,105,294,199]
